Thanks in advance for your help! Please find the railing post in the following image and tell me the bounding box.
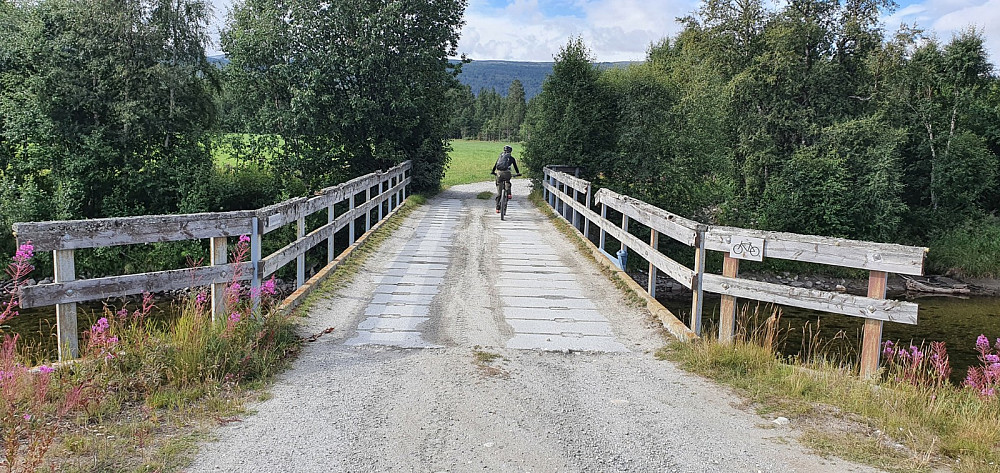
[379,179,386,221]
[690,226,706,336]
[210,236,227,322]
[53,249,78,360]
[719,254,740,343]
[572,188,580,230]
[296,216,305,288]
[366,185,373,232]
[327,201,336,263]
[250,216,262,317]
[648,230,658,298]
[348,192,356,245]
[583,188,591,240]
[860,270,888,378]
[619,213,629,268]
[599,203,607,252]
[543,169,549,204]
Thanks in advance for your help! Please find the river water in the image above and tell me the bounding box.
[662,293,1000,384]
[4,291,999,384]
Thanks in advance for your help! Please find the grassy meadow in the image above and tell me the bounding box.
[443,140,523,188]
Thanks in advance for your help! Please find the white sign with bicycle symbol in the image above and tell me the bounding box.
[730,237,765,262]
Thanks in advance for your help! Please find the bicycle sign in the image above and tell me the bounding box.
[730,237,765,262]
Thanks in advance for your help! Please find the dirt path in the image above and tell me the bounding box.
[187,181,881,473]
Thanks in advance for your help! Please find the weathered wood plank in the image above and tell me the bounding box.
[19,262,253,309]
[14,211,256,252]
[860,271,888,378]
[701,273,918,324]
[261,194,388,277]
[718,255,740,344]
[544,167,591,195]
[590,210,695,289]
[594,189,701,247]
[704,226,927,275]
[54,249,78,359]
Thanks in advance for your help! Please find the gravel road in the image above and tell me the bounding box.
[187,181,882,473]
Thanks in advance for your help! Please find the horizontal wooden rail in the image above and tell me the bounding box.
[12,161,412,360]
[14,212,257,252]
[704,226,926,276]
[543,163,927,378]
[701,274,918,324]
[594,188,702,247]
[19,262,253,308]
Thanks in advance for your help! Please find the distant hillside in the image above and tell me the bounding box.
[211,56,632,100]
[453,60,637,99]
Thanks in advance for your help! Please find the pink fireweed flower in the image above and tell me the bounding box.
[977,335,990,350]
[91,318,109,334]
[195,292,208,305]
[38,365,54,374]
[229,313,241,323]
[262,277,277,295]
[987,354,1000,364]
[14,242,33,262]
[23,414,30,421]
[239,234,251,243]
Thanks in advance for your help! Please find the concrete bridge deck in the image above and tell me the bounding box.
[188,181,880,473]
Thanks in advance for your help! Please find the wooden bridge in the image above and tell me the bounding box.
[14,161,926,377]
[11,163,928,470]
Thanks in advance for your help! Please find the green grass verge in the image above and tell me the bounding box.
[660,339,1000,472]
[443,140,523,188]
[928,215,1000,278]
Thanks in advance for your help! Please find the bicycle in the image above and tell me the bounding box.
[494,172,521,220]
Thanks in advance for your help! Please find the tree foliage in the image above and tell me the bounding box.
[221,0,467,192]
[523,1,999,247]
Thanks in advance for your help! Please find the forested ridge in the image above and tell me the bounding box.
[521,1,1000,276]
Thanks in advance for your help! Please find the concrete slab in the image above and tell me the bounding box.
[505,333,628,352]
[371,293,436,305]
[365,304,431,317]
[344,331,442,349]
[374,284,440,296]
[383,268,448,277]
[498,287,585,298]
[498,272,576,282]
[503,307,607,322]
[375,275,444,286]
[357,316,430,331]
[506,319,614,337]
[494,279,579,290]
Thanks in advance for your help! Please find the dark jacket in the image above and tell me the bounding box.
[491,152,520,175]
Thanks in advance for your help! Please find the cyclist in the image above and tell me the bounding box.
[491,145,520,213]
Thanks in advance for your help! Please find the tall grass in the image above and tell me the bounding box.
[0,240,299,472]
[660,303,1000,472]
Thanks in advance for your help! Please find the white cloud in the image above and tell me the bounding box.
[458,0,699,62]
[883,0,1000,64]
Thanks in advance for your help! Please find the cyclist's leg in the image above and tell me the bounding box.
[495,175,503,210]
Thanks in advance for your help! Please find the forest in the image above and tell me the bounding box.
[522,1,1000,276]
[0,0,466,276]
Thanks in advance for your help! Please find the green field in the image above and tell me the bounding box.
[443,140,523,188]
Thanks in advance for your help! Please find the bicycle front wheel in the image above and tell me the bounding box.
[500,192,508,220]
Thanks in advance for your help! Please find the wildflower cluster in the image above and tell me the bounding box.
[85,317,119,360]
[881,340,952,388]
[963,334,1000,399]
[1,242,34,325]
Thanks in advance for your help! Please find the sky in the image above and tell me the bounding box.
[208,0,1000,64]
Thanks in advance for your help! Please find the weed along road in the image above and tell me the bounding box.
[188,181,882,473]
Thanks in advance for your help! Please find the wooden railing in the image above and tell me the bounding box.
[13,162,412,360]
[543,165,927,378]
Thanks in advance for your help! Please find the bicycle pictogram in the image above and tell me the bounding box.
[732,240,761,258]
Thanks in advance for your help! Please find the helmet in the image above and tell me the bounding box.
[503,145,512,153]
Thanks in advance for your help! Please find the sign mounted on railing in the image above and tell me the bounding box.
[729,237,765,261]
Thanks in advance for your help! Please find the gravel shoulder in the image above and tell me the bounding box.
[187,181,883,473]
